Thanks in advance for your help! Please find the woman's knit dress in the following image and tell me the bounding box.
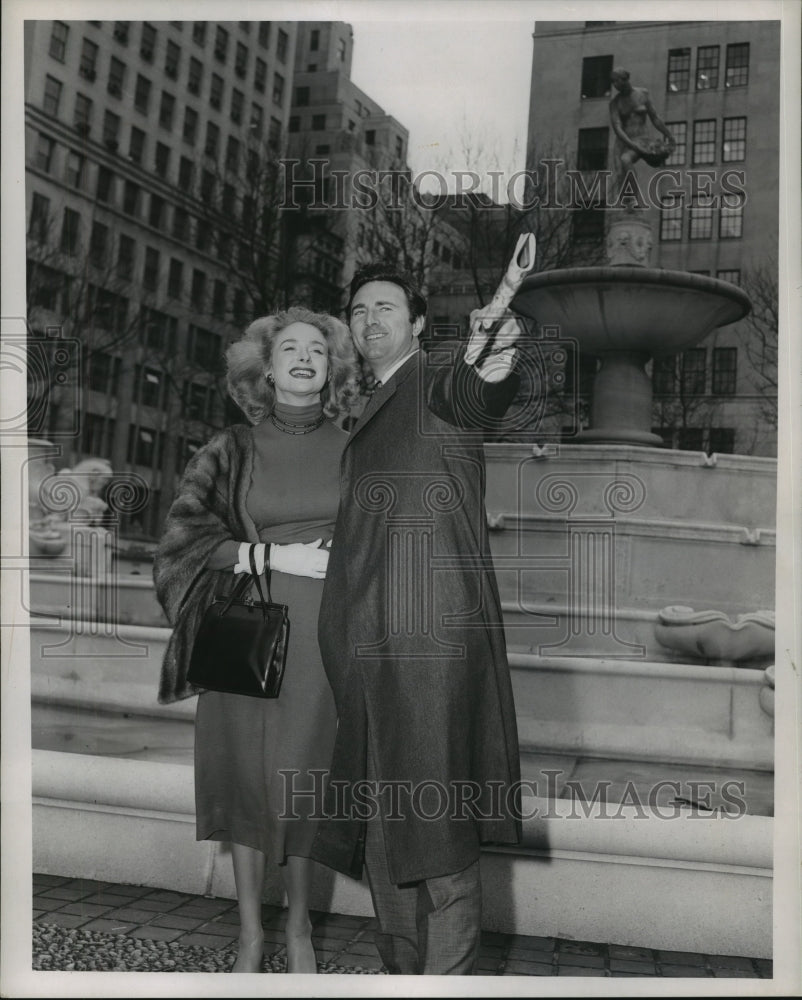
[194,401,346,861]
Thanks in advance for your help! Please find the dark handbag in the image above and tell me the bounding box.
[187,544,289,698]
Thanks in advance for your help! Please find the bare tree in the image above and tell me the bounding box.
[738,260,778,429]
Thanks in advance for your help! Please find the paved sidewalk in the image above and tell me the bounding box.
[32,873,772,978]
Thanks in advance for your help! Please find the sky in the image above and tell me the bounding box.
[348,16,537,196]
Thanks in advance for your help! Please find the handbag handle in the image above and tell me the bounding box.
[219,543,273,618]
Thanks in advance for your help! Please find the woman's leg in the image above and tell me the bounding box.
[283,855,317,974]
[231,843,266,972]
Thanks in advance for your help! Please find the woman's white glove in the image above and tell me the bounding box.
[270,539,329,579]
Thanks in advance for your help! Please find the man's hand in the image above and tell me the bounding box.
[464,307,521,383]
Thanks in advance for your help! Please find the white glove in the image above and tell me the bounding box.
[270,539,329,579]
[233,542,266,575]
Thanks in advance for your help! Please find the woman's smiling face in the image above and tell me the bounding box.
[268,322,329,405]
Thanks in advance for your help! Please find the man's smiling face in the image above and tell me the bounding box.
[349,280,424,380]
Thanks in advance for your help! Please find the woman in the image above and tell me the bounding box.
[153,307,360,973]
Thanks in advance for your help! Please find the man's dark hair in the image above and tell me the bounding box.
[346,262,428,324]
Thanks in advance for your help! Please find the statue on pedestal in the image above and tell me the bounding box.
[609,67,676,189]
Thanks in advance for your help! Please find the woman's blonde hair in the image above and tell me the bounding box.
[225,306,361,424]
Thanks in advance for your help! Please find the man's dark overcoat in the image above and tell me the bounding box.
[311,344,522,885]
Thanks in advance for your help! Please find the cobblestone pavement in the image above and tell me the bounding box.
[33,873,773,978]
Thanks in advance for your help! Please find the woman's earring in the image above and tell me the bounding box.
[266,372,274,385]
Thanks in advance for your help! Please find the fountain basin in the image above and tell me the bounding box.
[512,268,751,445]
[512,267,750,356]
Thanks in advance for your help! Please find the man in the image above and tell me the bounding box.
[609,66,676,191]
[310,263,524,975]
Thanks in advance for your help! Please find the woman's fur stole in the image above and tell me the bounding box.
[153,424,260,703]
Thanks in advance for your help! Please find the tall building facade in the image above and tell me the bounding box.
[527,20,780,456]
[24,19,299,534]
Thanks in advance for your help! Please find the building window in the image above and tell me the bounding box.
[186,383,210,421]
[258,22,270,48]
[178,158,194,191]
[131,427,160,466]
[664,122,686,166]
[187,56,203,96]
[678,428,704,451]
[148,193,165,230]
[395,136,404,160]
[82,414,113,456]
[722,117,747,162]
[310,28,320,51]
[576,126,609,170]
[189,326,222,368]
[89,221,109,266]
[709,428,735,454]
[695,45,719,90]
[123,180,140,216]
[34,133,55,172]
[103,110,120,148]
[711,347,737,394]
[580,54,614,99]
[231,88,244,124]
[113,22,129,45]
[183,106,198,144]
[192,22,207,46]
[273,73,285,106]
[225,135,240,172]
[154,141,170,177]
[719,197,744,239]
[204,121,219,158]
[337,38,346,62]
[143,309,178,354]
[212,280,227,318]
[254,58,267,93]
[365,130,375,146]
[117,234,135,279]
[88,352,120,393]
[134,74,151,114]
[74,93,93,134]
[295,85,309,106]
[165,40,181,79]
[173,206,189,240]
[250,103,264,137]
[64,150,85,188]
[659,199,683,241]
[49,22,69,61]
[79,38,98,80]
[312,113,326,131]
[140,23,156,62]
[222,183,236,215]
[681,348,706,394]
[692,119,716,165]
[191,269,206,308]
[143,246,160,291]
[214,25,229,62]
[43,75,63,115]
[571,207,605,243]
[667,47,691,92]
[195,218,213,252]
[716,269,740,285]
[60,207,81,255]
[108,56,126,98]
[725,43,750,88]
[277,28,289,63]
[689,196,714,240]
[210,72,224,109]
[235,41,248,77]
[315,144,330,156]
[159,91,175,130]
[201,168,216,202]
[168,258,184,298]
[288,115,300,133]
[268,116,281,149]
[28,193,51,243]
[96,165,114,203]
[129,126,145,164]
